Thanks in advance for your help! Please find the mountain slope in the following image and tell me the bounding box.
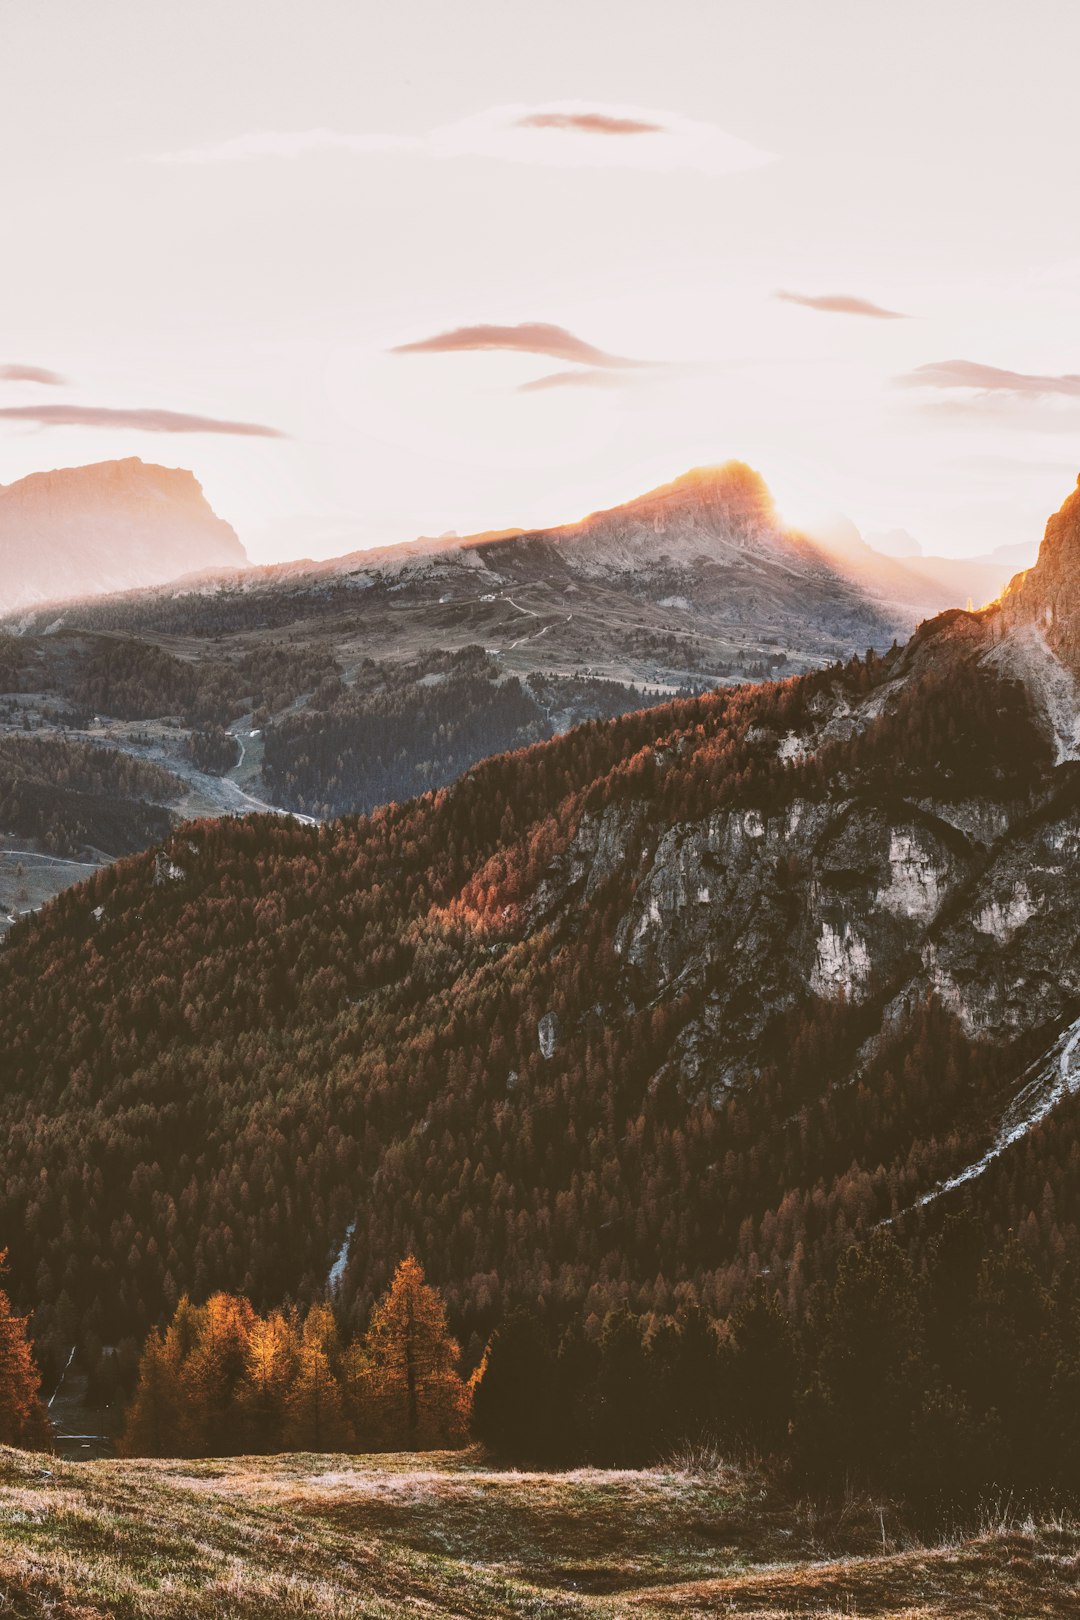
[4,478,1080,1372]
[0,457,246,612]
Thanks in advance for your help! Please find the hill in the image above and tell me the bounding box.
[0,458,246,613]
[2,475,1080,1384]
[0,1445,1075,1619]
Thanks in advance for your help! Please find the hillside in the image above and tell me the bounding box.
[1,1445,1076,1619]
[0,458,246,613]
[2,476,1080,1387]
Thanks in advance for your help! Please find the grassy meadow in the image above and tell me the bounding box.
[1,1444,1078,1618]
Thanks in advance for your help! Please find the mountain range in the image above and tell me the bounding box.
[0,460,1030,929]
[2,470,1079,1378]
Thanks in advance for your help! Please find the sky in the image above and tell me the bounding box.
[2,0,1080,563]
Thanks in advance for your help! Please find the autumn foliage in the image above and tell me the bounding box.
[122,1257,469,1457]
[0,1252,49,1449]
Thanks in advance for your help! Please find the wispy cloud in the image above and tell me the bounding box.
[517,367,636,393]
[896,358,1080,398]
[0,364,68,385]
[150,102,773,177]
[515,111,663,136]
[0,404,286,436]
[391,321,642,369]
[776,291,908,319]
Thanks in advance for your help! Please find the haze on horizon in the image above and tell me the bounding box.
[2,0,1080,566]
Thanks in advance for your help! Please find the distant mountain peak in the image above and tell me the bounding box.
[0,458,246,613]
[587,460,778,529]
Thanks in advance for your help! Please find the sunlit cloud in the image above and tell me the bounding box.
[515,112,663,136]
[0,403,287,436]
[391,322,642,369]
[776,291,908,319]
[0,363,68,385]
[896,358,1080,398]
[150,102,774,176]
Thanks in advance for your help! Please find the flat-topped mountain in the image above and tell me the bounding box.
[0,457,246,613]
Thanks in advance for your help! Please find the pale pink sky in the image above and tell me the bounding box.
[2,0,1080,561]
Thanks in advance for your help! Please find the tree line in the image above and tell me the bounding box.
[8,1226,1080,1524]
[122,1256,470,1456]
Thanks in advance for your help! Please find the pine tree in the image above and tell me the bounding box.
[285,1303,346,1452]
[472,1307,558,1461]
[242,1308,300,1452]
[726,1281,798,1453]
[0,1257,49,1449]
[360,1256,469,1449]
[120,1327,181,1456]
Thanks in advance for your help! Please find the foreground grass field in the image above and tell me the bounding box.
[1,1445,1078,1618]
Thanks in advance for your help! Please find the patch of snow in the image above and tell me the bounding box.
[328,1223,355,1293]
[875,831,943,923]
[658,595,690,610]
[777,731,807,762]
[902,1013,1080,1215]
[48,1345,76,1410]
[973,881,1036,942]
[811,920,872,1001]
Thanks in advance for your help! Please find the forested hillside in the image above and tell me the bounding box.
[1,605,1075,1386]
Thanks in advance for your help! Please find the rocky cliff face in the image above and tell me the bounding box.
[517,502,1080,1166]
[998,475,1080,678]
[0,458,246,612]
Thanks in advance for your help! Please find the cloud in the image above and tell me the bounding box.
[896,358,1080,398]
[391,322,642,369]
[150,102,773,176]
[776,291,908,319]
[515,112,663,136]
[0,364,68,385]
[0,404,286,436]
[517,367,635,393]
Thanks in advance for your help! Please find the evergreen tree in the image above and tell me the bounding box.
[360,1257,469,1449]
[285,1303,346,1452]
[472,1308,559,1462]
[0,1258,49,1449]
[726,1281,798,1453]
[799,1231,925,1487]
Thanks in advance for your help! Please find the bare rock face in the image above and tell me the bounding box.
[0,458,246,612]
[998,475,1080,675]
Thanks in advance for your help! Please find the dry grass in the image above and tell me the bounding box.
[0,1445,1076,1618]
